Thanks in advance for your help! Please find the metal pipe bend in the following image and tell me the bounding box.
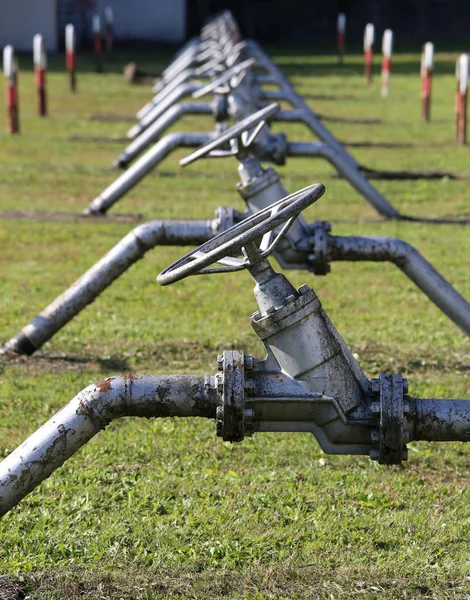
[0,374,217,517]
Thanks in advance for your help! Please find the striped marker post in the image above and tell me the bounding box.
[3,45,19,134]
[33,34,47,116]
[381,29,393,97]
[456,54,468,145]
[65,24,76,92]
[421,42,433,122]
[105,7,114,54]
[337,13,346,64]
[364,23,374,84]
[93,14,103,72]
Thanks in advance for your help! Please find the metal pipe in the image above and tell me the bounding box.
[247,41,360,169]
[127,83,201,139]
[287,141,400,218]
[0,374,218,517]
[328,235,470,335]
[115,103,212,169]
[85,131,212,214]
[1,218,221,355]
[412,399,470,441]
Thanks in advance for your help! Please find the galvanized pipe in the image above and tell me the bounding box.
[115,103,213,169]
[328,235,470,335]
[287,141,400,218]
[1,218,221,355]
[127,83,201,139]
[85,131,212,214]
[412,399,470,441]
[0,374,218,517]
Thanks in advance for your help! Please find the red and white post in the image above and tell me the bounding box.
[364,23,374,84]
[65,24,76,92]
[456,53,468,145]
[93,14,103,72]
[381,29,393,97]
[337,13,346,64]
[33,34,47,117]
[421,42,433,122]
[105,7,114,54]
[3,45,19,134]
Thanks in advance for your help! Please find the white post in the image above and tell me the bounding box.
[3,45,19,133]
[456,54,468,145]
[381,29,393,97]
[337,13,346,64]
[421,42,434,121]
[92,14,103,72]
[105,7,114,54]
[33,34,47,116]
[65,24,76,91]
[364,23,374,84]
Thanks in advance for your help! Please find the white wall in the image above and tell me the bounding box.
[95,0,186,42]
[0,0,57,52]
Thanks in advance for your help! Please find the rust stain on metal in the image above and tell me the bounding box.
[94,378,113,392]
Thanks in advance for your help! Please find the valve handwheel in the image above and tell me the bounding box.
[192,57,256,99]
[157,184,325,286]
[179,103,281,166]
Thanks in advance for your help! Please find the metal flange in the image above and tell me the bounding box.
[370,373,409,464]
[216,350,246,442]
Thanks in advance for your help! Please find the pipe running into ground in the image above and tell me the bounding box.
[328,235,470,335]
[287,141,400,218]
[115,103,213,169]
[85,131,212,214]
[0,374,218,517]
[1,217,224,355]
[127,83,202,139]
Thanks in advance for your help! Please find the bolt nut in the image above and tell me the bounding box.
[369,378,380,393]
[403,431,410,443]
[370,448,379,461]
[285,294,297,304]
[245,408,254,420]
[217,354,224,371]
[245,354,254,370]
[371,402,381,415]
[298,283,310,295]
[251,310,261,322]
[403,403,410,415]
[403,378,409,394]
[370,430,379,442]
[244,379,256,393]
[266,305,276,316]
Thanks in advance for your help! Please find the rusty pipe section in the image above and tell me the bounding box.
[1,218,222,356]
[127,83,202,139]
[411,399,470,442]
[287,141,400,218]
[328,235,470,336]
[0,374,218,517]
[85,131,212,215]
[114,102,213,169]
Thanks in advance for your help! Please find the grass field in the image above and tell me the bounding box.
[0,45,469,599]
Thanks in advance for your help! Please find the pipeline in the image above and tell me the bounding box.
[85,131,212,214]
[328,235,470,335]
[1,217,223,355]
[0,374,218,517]
[115,103,213,169]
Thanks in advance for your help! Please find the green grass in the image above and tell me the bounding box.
[0,46,469,599]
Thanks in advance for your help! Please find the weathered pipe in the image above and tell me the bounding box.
[1,218,220,356]
[114,103,212,169]
[85,131,212,215]
[328,235,470,336]
[0,374,218,517]
[287,141,401,219]
[247,41,360,170]
[127,83,201,139]
[411,399,470,441]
